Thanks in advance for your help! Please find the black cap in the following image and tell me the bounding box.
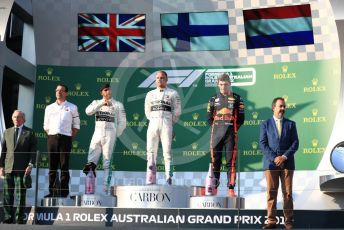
[100,83,110,92]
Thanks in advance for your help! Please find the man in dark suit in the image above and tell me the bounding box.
[259,97,299,230]
[0,110,37,224]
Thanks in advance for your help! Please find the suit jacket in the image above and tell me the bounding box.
[0,126,37,174]
[259,117,299,170]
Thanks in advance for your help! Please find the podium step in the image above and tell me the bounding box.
[41,197,76,207]
[189,196,245,209]
[112,185,192,208]
[77,194,117,207]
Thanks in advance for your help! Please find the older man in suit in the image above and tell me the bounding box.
[0,110,37,224]
[259,97,299,230]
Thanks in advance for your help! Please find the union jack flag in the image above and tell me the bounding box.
[78,13,145,52]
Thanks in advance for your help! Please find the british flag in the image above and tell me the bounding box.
[78,13,145,52]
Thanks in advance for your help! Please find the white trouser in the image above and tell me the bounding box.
[87,129,116,192]
[146,118,173,179]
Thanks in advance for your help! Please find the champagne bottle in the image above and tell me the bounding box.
[205,163,215,196]
[85,168,95,194]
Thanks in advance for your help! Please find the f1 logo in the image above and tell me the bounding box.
[138,70,205,88]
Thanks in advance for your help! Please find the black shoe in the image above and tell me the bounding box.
[262,223,276,229]
[83,162,96,177]
[44,193,54,198]
[2,219,13,224]
[166,178,172,185]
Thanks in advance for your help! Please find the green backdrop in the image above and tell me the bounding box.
[33,58,341,172]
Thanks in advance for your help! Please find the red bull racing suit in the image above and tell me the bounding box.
[207,92,245,189]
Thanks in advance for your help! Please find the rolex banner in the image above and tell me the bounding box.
[33,59,340,172]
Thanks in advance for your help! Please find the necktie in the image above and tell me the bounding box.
[14,127,19,144]
[277,119,282,138]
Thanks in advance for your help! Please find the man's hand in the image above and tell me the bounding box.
[0,167,4,177]
[24,165,32,176]
[103,99,112,106]
[274,156,286,167]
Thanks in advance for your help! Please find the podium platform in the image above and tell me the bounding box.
[41,197,76,207]
[189,196,245,209]
[112,185,192,208]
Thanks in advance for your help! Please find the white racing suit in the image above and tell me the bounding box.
[85,98,126,193]
[145,87,181,184]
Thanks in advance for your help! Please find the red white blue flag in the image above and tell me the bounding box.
[78,13,145,52]
[243,4,314,49]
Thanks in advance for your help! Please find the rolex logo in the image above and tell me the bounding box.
[312,108,318,116]
[132,142,138,150]
[312,139,318,147]
[133,113,140,121]
[282,65,288,73]
[41,154,47,162]
[252,111,258,120]
[72,141,79,148]
[312,78,318,86]
[75,83,82,91]
[45,96,51,104]
[192,113,199,120]
[221,158,226,165]
[105,70,112,77]
[282,95,289,102]
[251,141,258,150]
[191,143,198,150]
[47,67,53,75]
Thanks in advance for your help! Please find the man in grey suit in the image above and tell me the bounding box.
[0,110,37,224]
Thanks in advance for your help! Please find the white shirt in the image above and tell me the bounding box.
[144,87,181,123]
[43,100,80,136]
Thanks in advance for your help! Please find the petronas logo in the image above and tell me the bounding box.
[312,108,318,116]
[192,113,199,120]
[47,67,53,75]
[133,113,140,121]
[45,96,51,104]
[75,83,82,91]
[191,143,198,150]
[282,65,288,73]
[252,111,258,120]
[105,70,112,77]
[132,142,138,150]
[312,139,318,147]
[72,141,79,148]
[251,141,258,150]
